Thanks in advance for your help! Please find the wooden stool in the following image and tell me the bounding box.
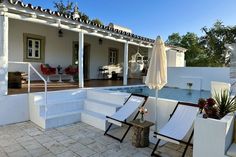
[130,119,154,148]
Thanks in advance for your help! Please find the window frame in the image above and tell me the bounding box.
[23,33,45,63]
[108,48,119,65]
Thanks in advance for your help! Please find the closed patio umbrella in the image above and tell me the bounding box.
[145,36,167,131]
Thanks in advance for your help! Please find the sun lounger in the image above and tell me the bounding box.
[151,102,199,157]
[104,93,148,142]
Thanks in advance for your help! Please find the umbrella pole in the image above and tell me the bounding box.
[155,89,158,132]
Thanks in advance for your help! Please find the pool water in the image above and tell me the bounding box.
[108,86,211,103]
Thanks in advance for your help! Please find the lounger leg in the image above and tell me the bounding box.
[120,125,132,143]
[104,123,113,135]
[182,131,194,157]
[151,139,161,156]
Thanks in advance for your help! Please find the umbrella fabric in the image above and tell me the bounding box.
[145,37,167,90]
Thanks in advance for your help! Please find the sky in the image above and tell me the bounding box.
[23,0,236,40]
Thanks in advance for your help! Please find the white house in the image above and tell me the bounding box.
[0,0,187,127]
[166,45,187,67]
[0,0,188,94]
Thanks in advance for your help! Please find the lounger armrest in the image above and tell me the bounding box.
[153,132,180,144]
[106,116,124,123]
[106,116,131,126]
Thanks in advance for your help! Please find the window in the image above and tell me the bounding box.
[27,38,41,59]
[108,48,118,65]
[23,33,45,62]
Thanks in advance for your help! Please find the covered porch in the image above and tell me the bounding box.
[0,0,157,97]
[5,16,151,95]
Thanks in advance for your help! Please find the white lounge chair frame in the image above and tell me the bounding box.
[104,93,148,142]
[151,102,199,157]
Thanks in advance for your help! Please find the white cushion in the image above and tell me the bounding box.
[107,95,145,126]
[227,143,236,157]
[158,105,199,141]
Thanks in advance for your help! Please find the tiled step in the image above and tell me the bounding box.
[33,89,87,105]
[45,110,82,129]
[84,99,121,116]
[39,100,84,116]
[81,110,107,131]
[86,90,129,106]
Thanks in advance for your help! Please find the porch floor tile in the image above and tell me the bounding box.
[8,79,143,95]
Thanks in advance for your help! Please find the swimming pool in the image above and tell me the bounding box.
[108,86,211,103]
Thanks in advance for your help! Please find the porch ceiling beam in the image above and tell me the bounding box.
[5,6,154,47]
[88,31,152,47]
[4,11,152,48]
[5,12,83,31]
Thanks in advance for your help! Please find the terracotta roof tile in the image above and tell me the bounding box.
[1,0,156,43]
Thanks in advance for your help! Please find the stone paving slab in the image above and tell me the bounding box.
[0,121,192,157]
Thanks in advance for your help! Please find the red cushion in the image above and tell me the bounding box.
[40,64,56,75]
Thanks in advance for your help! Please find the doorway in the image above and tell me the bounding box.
[72,42,90,80]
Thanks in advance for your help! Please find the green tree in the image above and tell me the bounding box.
[91,18,103,25]
[166,21,236,67]
[166,32,205,66]
[166,33,182,46]
[180,32,205,66]
[53,0,74,15]
[80,13,89,21]
[201,21,236,66]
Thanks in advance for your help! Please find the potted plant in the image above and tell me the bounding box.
[198,89,236,119]
[215,90,236,118]
[194,89,236,157]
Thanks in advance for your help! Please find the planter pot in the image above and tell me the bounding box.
[193,113,235,157]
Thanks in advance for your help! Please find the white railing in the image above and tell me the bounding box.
[8,61,48,118]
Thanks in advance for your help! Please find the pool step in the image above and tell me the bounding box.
[81,110,107,131]
[46,110,82,128]
[29,89,87,129]
[84,99,121,116]
[34,89,86,105]
[39,100,84,116]
[30,89,130,130]
[82,90,130,130]
[86,89,129,106]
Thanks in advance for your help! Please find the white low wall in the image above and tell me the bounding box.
[193,114,234,157]
[167,67,230,91]
[0,94,29,125]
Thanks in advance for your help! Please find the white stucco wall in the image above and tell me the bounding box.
[167,67,230,90]
[193,114,234,157]
[166,50,185,67]
[9,19,77,68]
[8,19,143,80]
[87,36,124,79]
[0,94,29,125]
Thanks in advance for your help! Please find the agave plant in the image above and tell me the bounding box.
[214,89,236,119]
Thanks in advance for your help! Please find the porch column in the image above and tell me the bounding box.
[148,47,153,59]
[123,42,129,85]
[78,32,84,88]
[0,14,8,95]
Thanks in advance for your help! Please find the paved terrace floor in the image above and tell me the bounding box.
[0,121,192,157]
[8,79,143,95]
